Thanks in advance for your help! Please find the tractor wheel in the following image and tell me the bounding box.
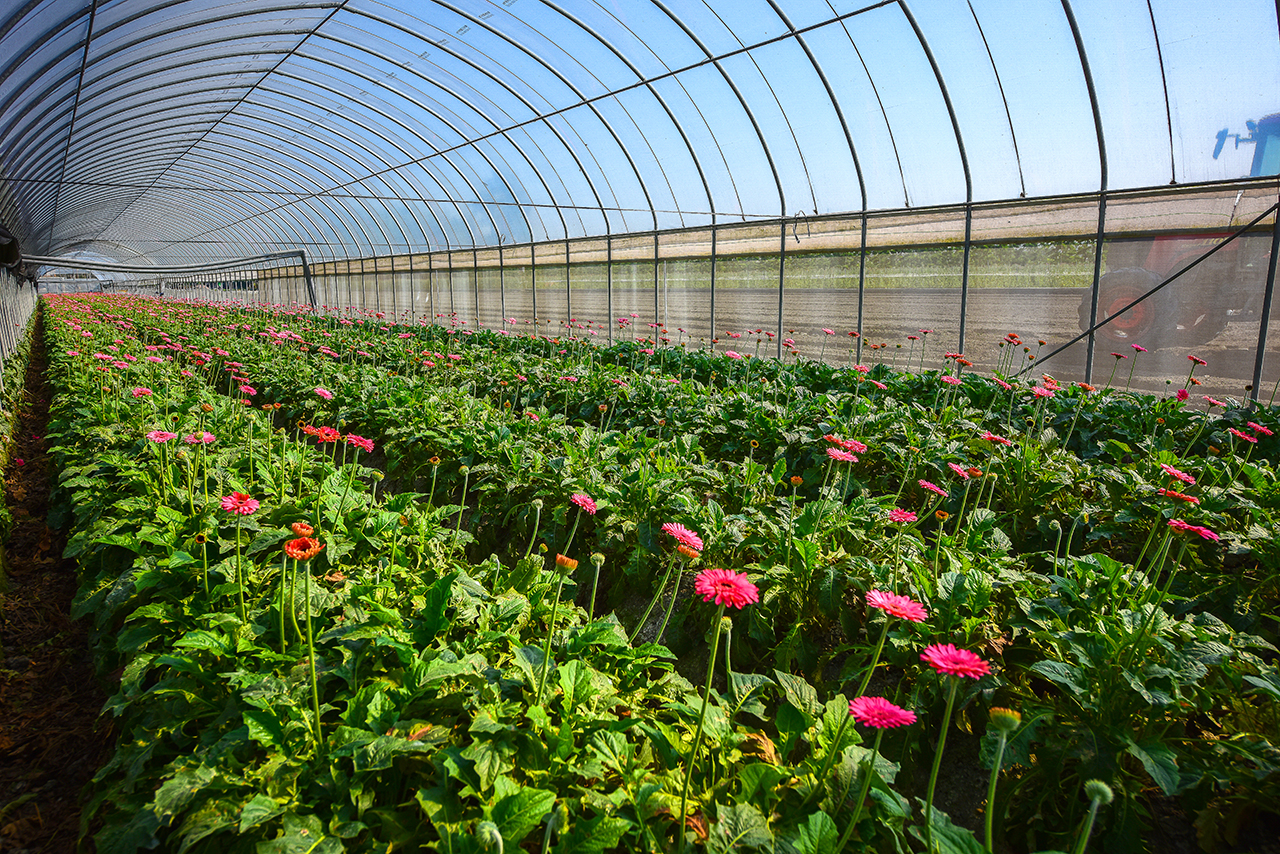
[1174,291,1230,346]
[1078,268,1170,348]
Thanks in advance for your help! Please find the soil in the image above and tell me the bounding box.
[0,314,110,853]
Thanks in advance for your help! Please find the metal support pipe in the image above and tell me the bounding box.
[1250,204,1280,405]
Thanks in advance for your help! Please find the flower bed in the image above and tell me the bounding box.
[42,293,1280,854]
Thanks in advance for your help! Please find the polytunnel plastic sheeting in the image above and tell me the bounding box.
[0,0,1278,267]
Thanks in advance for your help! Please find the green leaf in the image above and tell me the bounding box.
[909,804,985,854]
[714,802,773,850]
[488,779,556,847]
[1028,660,1086,696]
[795,811,838,854]
[773,670,822,718]
[239,794,285,833]
[1125,738,1182,796]
[557,814,632,854]
[244,709,286,749]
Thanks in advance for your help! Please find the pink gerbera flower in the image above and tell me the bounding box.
[1160,463,1196,485]
[1157,488,1199,504]
[220,492,260,516]
[848,696,917,728]
[947,462,969,480]
[919,479,949,498]
[693,568,758,609]
[1229,427,1258,444]
[921,643,990,679]
[888,508,917,524]
[146,430,177,443]
[344,434,375,452]
[662,522,703,552]
[941,375,962,386]
[184,431,216,445]
[1248,421,1274,436]
[866,589,928,623]
[131,387,153,398]
[1168,519,1219,541]
[826,447,857,462]
[981,430,1014,446]
[570,493,598,515]
[314,387,334,400]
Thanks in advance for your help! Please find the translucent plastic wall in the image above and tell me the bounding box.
[0,269,38,372]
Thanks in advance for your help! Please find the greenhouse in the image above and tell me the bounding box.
[1,1,1279,852]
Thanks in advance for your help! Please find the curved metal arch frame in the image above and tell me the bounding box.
[262,44,526,247]
[330,6,599,245]
[167,140,387,255]
[84,2,353,244]
[424,0,657,250]
[161,161,354,256]
[764,0,870,359]
[243,28,574,251]
[651,1,788,354]
[209,102,447,254]
[179,134,399,257]
[898,0,974,355]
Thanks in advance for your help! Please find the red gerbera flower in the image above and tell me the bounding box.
[284,536,324,561]
[693,568,758,609]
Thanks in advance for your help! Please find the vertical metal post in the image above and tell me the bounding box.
[959,204,972,355]
[407,250,416,324]
[709,221,717,352]
[1062,0,1109,385]
[473,247,480,327]
[777,220,786,359]
[499,243,506,327]
[606,236,613,345]
[565,239,572,326]
[447,250,455,317]
[856,213,867,364]
[531,244,538,325]
[300,250,318,310]
[1249,206,1280,405]
[653,232,660,329]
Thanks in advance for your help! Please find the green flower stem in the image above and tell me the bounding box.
[234,518,246,622]
[561,508,583,557]
[1071,797,1104,854]
[984,731,1009,852]
[834,728,885,853]
[628,553,678,646]
[536,562,571,700]
[856,620,892,698]
[278,553,288,652]
[524,501,543,559]
[303,569,323,751]
[678,603,726,853]
[654,557,690,645]
[200,540,209,600]
[454,467,471,556]
[588,553,605,621]
[924,677,961,854]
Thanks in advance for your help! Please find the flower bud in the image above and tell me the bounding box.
[476,820,503,853]
[1084,780,1114,805]
[988,707,1021,734]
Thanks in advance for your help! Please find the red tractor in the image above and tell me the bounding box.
[1080,112,1278,347]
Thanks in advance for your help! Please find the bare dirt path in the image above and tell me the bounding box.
[0,311,109,853]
